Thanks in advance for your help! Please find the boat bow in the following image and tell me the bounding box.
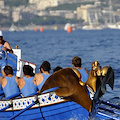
[40,61,114,113]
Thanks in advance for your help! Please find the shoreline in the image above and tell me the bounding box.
[0,25,65,31]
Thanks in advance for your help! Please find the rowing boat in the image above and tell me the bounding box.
[0,48,119,120]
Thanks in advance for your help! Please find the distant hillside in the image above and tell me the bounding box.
[102,0,120,4]
[3,0,120,10]
[46,1,94,11]
[4,0,29,7]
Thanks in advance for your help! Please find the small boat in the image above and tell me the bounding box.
[82,25,103,30]
[9,24,17,32]
[0,48,119,120]
[82,10,103,30]
[64,23,76,31]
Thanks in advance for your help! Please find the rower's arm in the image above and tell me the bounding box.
[4,42,13,54]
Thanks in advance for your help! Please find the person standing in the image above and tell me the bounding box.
[0,30,13,74]
[72,56,89,83]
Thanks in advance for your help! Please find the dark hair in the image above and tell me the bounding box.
[53,66,62,72]
[4,65,13,75]
[23,65,35,76]
[72,56,82,67]
[40,61,51,72]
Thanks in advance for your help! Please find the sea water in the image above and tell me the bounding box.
[3,29,120,101]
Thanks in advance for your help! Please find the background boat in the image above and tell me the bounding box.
[9,24,18,32]
[106,0,120,29]
[64,23,76,31]
[82,10,103,30]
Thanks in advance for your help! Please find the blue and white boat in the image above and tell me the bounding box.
[0,48,119,120]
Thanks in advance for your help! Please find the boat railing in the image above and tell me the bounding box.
[0,92,64,111]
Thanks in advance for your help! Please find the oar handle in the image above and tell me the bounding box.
[101,100,120,109]
[0,100,13,112]
[9,95,39,120]
[9,101,35,120]
[0,104,11,112]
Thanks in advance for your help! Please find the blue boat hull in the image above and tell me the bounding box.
[0,102,89,120]
[0,93,89,120]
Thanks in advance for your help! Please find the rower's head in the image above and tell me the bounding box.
[0,30,3,43]
[23,65,35,76]
[3,65,13,76]
[72,56,82,67]
[40,61,51,73]
[53,66,62,73]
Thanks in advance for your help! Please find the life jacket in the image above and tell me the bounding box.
[20,76,38,97]
[3,75,20,98]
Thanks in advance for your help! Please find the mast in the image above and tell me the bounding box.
[109,0,115,24]
[109,0,112,24]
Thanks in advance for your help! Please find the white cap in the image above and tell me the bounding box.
[0,30,3,36]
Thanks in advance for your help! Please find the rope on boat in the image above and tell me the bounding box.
[37,95,45,120]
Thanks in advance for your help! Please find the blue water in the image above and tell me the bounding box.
[2,29,120,101]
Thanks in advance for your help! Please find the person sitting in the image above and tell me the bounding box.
[72,56,89,83]
[17,65,38,97]
[0,65,20,98]
[53,66,62,73]
[33,61,51,91]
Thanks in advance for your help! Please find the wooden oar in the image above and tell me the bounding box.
[8,95,39,120]
[97,112,119,120]
[98,106,120,115]
[101,100,120,109]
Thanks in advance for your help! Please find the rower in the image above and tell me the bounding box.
[17,65,38,97]
[0,65,20,98]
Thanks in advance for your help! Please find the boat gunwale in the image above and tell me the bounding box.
[0,92,69,111]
